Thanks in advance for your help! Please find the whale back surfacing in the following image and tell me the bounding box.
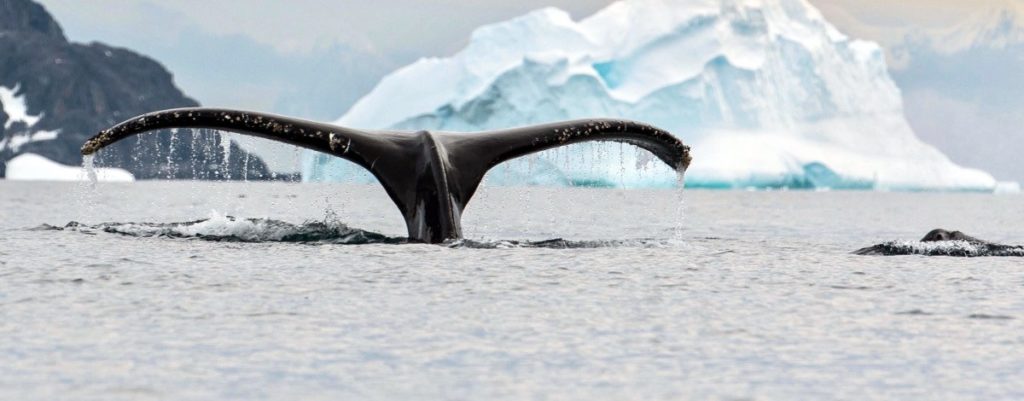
[920,229,985,244]
[855,229,1024,257]
[82,108,692,243]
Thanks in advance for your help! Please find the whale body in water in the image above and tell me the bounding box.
[855,229,1024,257]
[81,108,691,243]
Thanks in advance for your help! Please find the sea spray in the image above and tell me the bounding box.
[189,129,199,179]
[292,146,302,181]
[132,134,144,173]
[285,146,302,210]
[153,130,163,177]
[672,167,687,243]
[83,154,99,185]
[186,129,201,216]
[201,128,215,178]
[167,128,179,179]
[75,154,102,223]
[618,142,625,185]
[219,132,233,180]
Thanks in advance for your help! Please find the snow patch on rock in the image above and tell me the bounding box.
[4,129,60,152]
[0,85,43,130]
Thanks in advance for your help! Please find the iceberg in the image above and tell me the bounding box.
[5,153,134,182]
[305,0,997,191]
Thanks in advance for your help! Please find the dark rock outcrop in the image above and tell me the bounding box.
[0,0,272,179]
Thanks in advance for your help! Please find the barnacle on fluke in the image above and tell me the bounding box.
[82,108,691,243]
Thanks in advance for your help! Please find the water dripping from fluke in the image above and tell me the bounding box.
[82,154,99,186]
[672,167,688,243]
[220,132,232,180]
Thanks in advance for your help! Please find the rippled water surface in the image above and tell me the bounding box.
[1,181,1022,400]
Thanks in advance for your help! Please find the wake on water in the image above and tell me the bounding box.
[36,212,670,249]
[76,155,1022,256]
[38,213,400,245]
[42,215,1024,254]
[855,240,1024,257]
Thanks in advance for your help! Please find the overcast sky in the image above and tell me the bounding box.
[34,0,1022,181]
[38,0,615,58]
[35,0,1013,116]
[38,0,1012,55]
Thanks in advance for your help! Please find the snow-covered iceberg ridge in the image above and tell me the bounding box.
[305,0,997,191]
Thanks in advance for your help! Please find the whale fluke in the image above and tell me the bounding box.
[82,108,692,243]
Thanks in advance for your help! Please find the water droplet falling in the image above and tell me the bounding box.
[83,154,99,185]
[672,167,687,242]
[167,128,179,179]
[220,132,232,180]
[75,154,102,223]
[243,153,250,182]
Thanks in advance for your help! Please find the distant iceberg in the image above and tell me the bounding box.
[5,153,134,182]
[305,0,997,191]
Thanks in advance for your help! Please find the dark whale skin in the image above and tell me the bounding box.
[81,108,692,244]
[855,229,1024,257]
[919,229,986,244]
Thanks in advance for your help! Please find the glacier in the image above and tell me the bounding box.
[304,0,998,191]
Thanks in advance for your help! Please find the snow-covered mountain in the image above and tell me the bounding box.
[0,0,272,180]
[889,2,1024,186]
[305,0,997,190]
[930,2,1024,54]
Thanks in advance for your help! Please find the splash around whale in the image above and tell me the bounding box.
[81,108,691,243]
[855,229,1024,257]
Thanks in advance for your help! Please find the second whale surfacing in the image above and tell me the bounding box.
[81,108,692,244]
[855,229,1024,257]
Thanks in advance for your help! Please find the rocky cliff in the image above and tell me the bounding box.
[0,0,272,179]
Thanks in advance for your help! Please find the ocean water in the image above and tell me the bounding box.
[1,180,1022,400]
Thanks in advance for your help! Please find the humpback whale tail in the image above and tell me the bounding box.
[82,108,692,243]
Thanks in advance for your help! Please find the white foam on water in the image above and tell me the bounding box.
[184,211,286,241]
[875,240,1024,257]
[74,210,396,245]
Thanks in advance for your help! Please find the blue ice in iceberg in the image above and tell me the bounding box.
[305,0,999,191]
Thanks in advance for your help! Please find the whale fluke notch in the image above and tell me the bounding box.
[82,108,692,243]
